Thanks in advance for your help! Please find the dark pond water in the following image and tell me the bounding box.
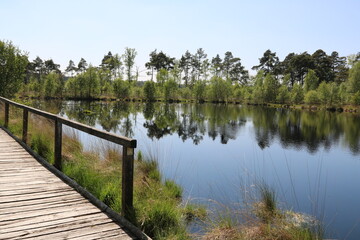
[29,100,360,239]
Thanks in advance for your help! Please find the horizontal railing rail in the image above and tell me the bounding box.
[0,96,136,219]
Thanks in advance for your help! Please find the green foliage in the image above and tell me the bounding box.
[8,45,360,108]
[29,76,44,96]
[156,68,168,86]
[143,81,156,101]
[317,82,330,105]
[183,204,207,222]
[208,76,231,102]
[251,70,266,103]
[256,183,277,221]
[138,158,161,182]
[44,72,62,97]
[179,87,192,100]
[141,201,183,239]
[113,78,131,99]
[193,80,206,101]
[351,91,360,105]
[304,90,320,104]
[164,78,178,100]
[0,40,28,97]
[304,69,319,93]
[123,47,137,82]
[263,74,279,102]
[232,84,244,101]
[276,85,290,103]
[282,73,291,87]
[82,66,100,98]
[327,82,340,105]
[290,83,304,104]
[347,61,360,93]
[164,180,183,199]
[338,82,349,104]
[64,77,79,97]
[30,132,53,163]
[63,67,100,98]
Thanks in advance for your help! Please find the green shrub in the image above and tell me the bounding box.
[276,85,291,103]
[351,91,360,105]
[304,90,320,104]
[179,87,192,100]
[143,81,156,101]
[291,83,304,104]
[193,81,206,101]
[113,78,131,99]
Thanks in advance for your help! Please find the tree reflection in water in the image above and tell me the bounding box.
[28,100,360,154]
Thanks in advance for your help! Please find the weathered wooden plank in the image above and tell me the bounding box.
[0,181,64,190]
[0,180,66,189]
[0,177,63,185]
[0,167,46,172]
[0,204,98,222]
[0,213,110,238]
[69,229,130,240]
[0,194,83,209]
[0,162,44,168]
[0,186,73,197]
[0,146,25,150]
[0,171,57,179]
[0,171,55,178]
[14,222,125,240]
[0,186,72,197]
[0,210,105,231]
[0,191,79,204]
[0,199,89,215]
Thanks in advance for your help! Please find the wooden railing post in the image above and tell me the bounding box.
[122,146,134,220]
[22,109,28,144]
[54,119,62,171]
[4,102,9,128]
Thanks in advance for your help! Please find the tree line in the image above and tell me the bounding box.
[1,39,360,106]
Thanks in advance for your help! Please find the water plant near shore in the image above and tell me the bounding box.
[201,183,323,240]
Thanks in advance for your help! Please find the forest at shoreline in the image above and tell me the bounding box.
[1,40,360,109]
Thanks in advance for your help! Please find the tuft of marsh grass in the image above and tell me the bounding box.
[183,203,207,222]
[165,179,183,199]
[254,183,278,223]
[201,182,323,240]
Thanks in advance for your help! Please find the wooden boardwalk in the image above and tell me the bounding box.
[0,128,139,239]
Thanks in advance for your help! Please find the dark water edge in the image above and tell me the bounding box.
[27,100,360,239]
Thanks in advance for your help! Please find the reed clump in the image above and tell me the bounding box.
[202,183,323,240]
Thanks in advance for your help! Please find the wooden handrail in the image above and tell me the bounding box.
[0,96,136,220]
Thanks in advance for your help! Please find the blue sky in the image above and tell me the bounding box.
[1,0,359,78]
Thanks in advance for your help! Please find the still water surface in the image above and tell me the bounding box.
[31,100,360,239]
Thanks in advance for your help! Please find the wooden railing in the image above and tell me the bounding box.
[0,97,136,219]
